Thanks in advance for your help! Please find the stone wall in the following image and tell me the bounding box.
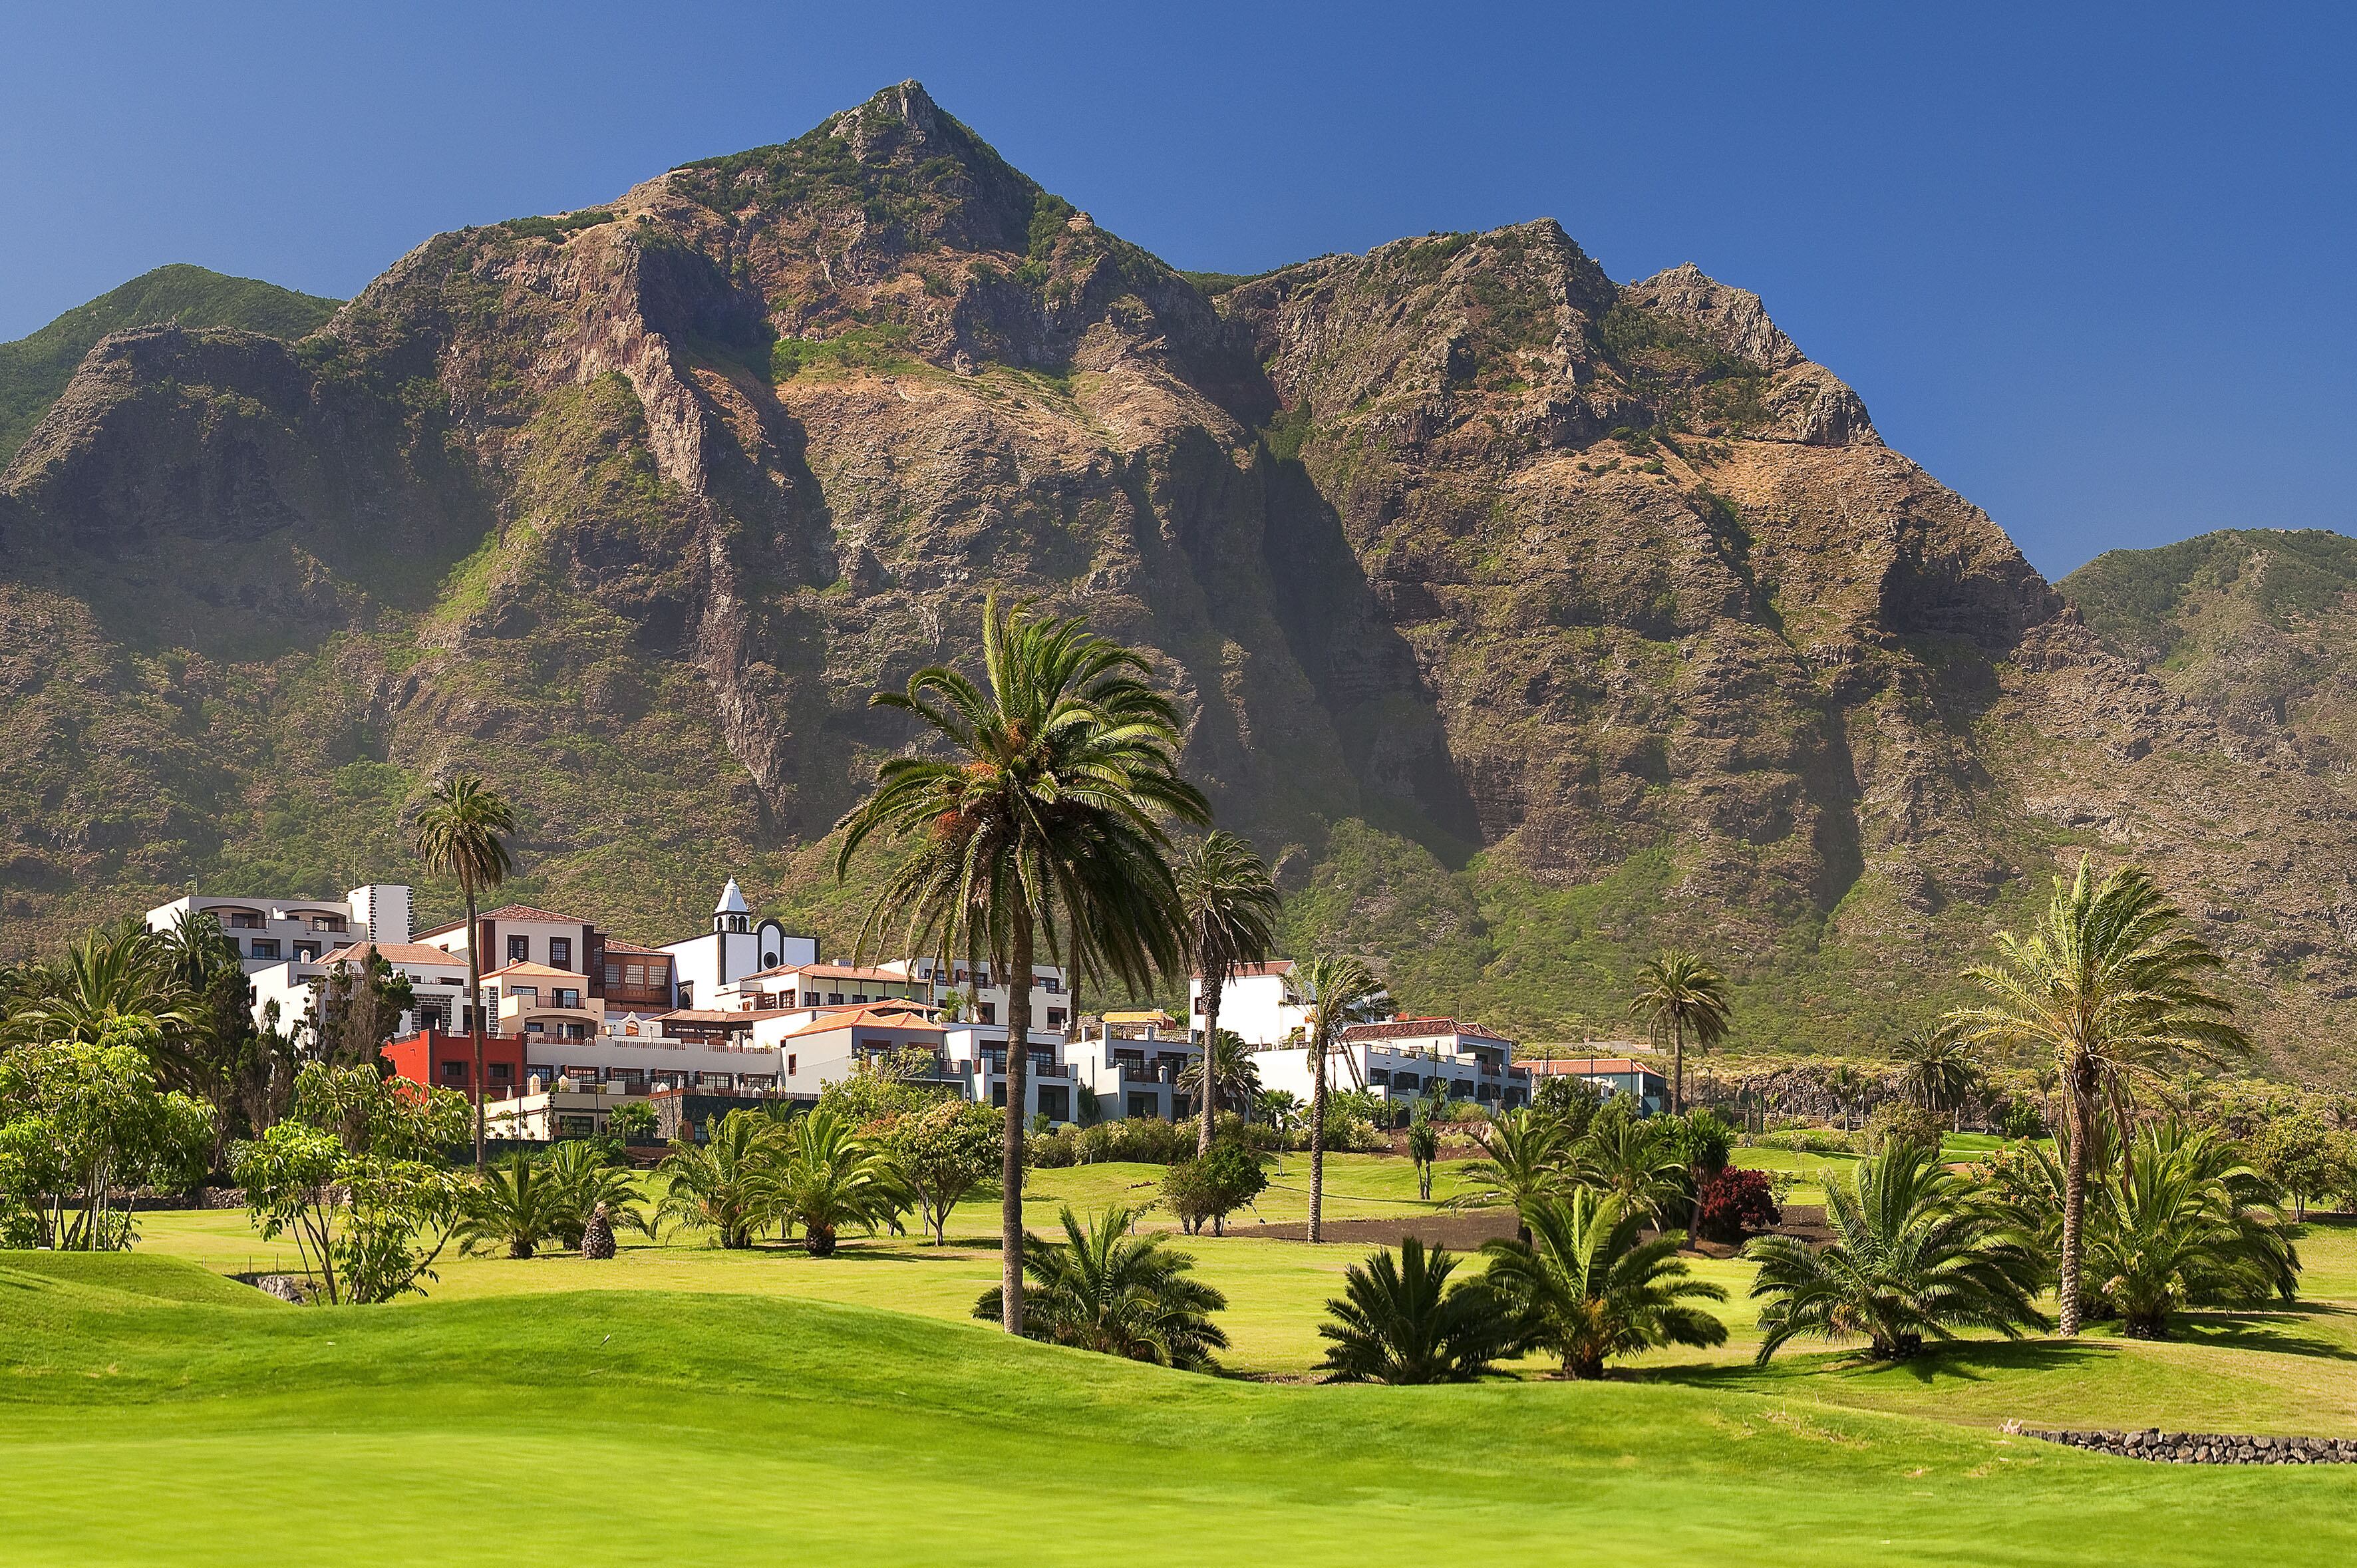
[2030,1427,2357,1464]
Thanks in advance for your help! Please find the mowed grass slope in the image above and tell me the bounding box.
[3,1251,2355,1568]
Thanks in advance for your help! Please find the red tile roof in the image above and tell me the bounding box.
[1340,1017,1516,1046]
[776,1005,947,1041]
[1203,959,1293,979]
[414,905,591,939]
[738,961,909,983]
[317,941,472,969]
[1527,1056,1659,1076]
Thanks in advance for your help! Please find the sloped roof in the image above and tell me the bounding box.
[414,904,589,939]
[1340,1017,1516,1046]
[738,961,908,984]
[482,961,587,982]
[1102,1009,1179,1026]
[317,941,470,968]
[601,940,671,957]
[1527,1056,1657,1076]
[1203,959,1293,979]
[776,1005,946,1041]
[715,878,749,915]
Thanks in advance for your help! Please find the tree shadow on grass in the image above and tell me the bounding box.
[1643,1338,2109,1394]
[2167,1307,2357,1362]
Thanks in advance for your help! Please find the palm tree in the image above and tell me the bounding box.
[1,919,189,1050]
[774,1107,905,1256]
[1946,859,2246,1335]
[972,1205,1229,1369]
[1176,1029,1260,1126]
[656,1110,780,1249]
[1482,1189,1728,1378]
[1893,1028,1978,1131]
[835,595,1205,1333]
[1627,949,1732,1115]
[453,1152,568,1259]
[2088,1126,2298,1338]
[1823,1062,1863,1133]
[1315,1237,1517,1384]
[1745,1138,2046,1362]
[1450,1108,1570,1243]
[1570,1113,1690,1225]
[1407,1109,1442,1201]
[1174,832,1281,1156]
[411,774,517,1173]
[544,1139,653,1249]
[1293,951,1386,1243]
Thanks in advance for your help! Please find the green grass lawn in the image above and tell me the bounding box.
[15,1147,2357,1562]
[5,1251,2356,1567]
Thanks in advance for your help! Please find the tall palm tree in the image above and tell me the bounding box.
[1627,949,1732,1115]
[973,1204,1230,1369]
[1174,832,1281,1156]
[1482,1189,1729,1379]
[1947,859,2245,1336]
[1293,951,1385,1243]
[836,593,1207,1332]
[412,774,517,1173]
[1746,1138,2047,1362]
[1893,1027,1978,1131]
[1450,1107,1570,1243]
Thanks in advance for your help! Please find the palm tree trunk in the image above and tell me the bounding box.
[1670,1013,1686,1116]
[999,920,1033,1334]
[2058,1084,2089,1338]
[1308,1032,1328,1243]
[466,887,484,1173]
[1196,969,1223,1157]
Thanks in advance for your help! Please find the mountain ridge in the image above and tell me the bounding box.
[2,81,2351,1076]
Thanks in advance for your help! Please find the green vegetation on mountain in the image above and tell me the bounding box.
[0,264,339,466]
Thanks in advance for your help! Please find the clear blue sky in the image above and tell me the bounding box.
[5,1,2352,577]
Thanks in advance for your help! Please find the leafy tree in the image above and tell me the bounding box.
[888,1098,1004,1244]
[1160,1140,1269,1235]
[308,949,416,1068]
[1174,832,1280,1155]
[1176,1030,1261,1137]
[2246,1114,2351,1220]
[837,593,1205,1331]
[1745,1139,2046,1363]
[1451,1107,1571,1243]
[1893,1028,1978,1130]
[231,1062,468,1302]
[774,1106,905,1255]
[1861,1100,1947,1156]
[1626,949,1732,1116]
[1482,1189,1729,1378]
[1315,1237,1517,1384]
[0,1033,214,1249]
[657,1110,781,1249]
[1531,1073,1606,1143]
[152,909,297,1163]
[454,1152,569,1259]
[411,773,518,1172]
[1570,1113,1689,1225]
[1294,951,1385,1243]
[1407,1106,1442,1201]
[1693,1166,1780,1244]
[972,1205,1229,1369]
[1948,860,2246,1335]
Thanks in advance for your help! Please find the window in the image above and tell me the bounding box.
[311,915,346,933]
[553,988,581,1009]
[604,962,623,987]
[506,935,528,963]
[787,1054,798,1076]
[226,911,263,929]
[440,1060,467,1084]
[979,1003,996,1025]
[762,950,780,968]
[1393,1072,1418,1092]
[562,1024,587,1040]
[826,993,844,1006]
[1047,1009,1066,1030]
[550,937,571,968]
[851,992,868,1005]
[295,943,319,963]
[249,939,281,959]
[490,1062,514,1084]
[625,963,646,987]
[511,987,538,1005]
[803,991,820,1007]
[1038,974,1061,993]
[1368,1069,1390,1086]
[1128,1094,1155,1118]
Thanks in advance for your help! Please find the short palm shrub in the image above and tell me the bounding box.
[973,1205,1229,1369]
[544,1140,653,1249]
[1482,1189,1728,1378]
[454,1152,568,1259]
[657,1110,780,1249]
[1746,1139,2046,1362]
[1570,1114,1690,1225]
[1315,1237,1517,1384]
[774,1108,905,1256]
[1451,1108,1571,1241]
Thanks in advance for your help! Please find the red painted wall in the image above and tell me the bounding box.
[380,1028,531,1098]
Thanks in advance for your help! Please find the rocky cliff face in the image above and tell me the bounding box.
[2,82,2350,1072]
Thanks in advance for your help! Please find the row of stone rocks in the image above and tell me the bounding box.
[2032,1427,2357,1464]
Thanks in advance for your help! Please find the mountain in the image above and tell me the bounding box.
[2,82,2350,1074]
[0,265,341,466]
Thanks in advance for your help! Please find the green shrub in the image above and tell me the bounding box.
[1860,1102,1946,1156]
[771,321,918,379]
[1162,1142,1270,1235]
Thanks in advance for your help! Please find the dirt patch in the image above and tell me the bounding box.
[1221,1213,1521,1249]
